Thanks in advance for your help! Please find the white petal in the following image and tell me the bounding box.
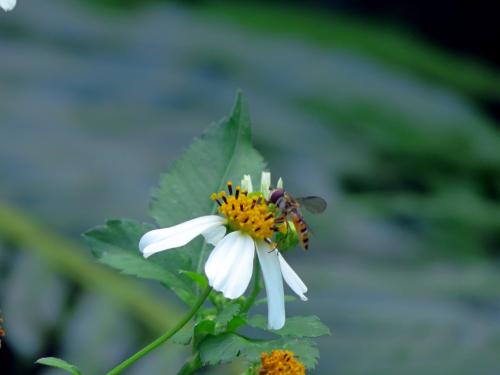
[241,174,253,193]
[278,253,308,301]
[204,231,255,299]
[277,177,284,189]
[139,215,226,258]
[202,225,226,246]
[260,171,271,199]
[0,0,16,11]
[256,242,285,330]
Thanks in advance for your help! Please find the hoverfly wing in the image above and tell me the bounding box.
[296,196,327,213]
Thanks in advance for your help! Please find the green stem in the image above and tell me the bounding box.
[106,286,212,375]
[241,262,261,313]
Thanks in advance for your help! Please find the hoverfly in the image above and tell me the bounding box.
[268,189,327,250]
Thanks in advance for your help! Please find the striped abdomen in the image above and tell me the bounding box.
[291,210,309,250]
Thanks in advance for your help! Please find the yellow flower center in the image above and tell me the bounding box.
[259,350,306,375]
[210,181,277,241]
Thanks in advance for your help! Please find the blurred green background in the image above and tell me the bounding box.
[1,1,500,374]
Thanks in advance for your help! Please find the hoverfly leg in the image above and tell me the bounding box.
[274,212,287,224]
[264,238,278,253]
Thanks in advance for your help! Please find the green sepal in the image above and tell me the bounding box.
[275,220,299,252]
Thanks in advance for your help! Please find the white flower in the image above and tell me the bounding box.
[139,172,308,330]
[0,0,16,11]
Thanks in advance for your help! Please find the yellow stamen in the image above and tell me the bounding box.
[259,350,305,375]
[210,182,278,241]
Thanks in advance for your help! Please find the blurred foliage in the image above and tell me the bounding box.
[202,2,500,102]
[0,202,185,373]
[298,96,500,258]
[0,202,182,332]
[79,1,500,101]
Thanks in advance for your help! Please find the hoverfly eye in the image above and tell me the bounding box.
[269,189,284,204]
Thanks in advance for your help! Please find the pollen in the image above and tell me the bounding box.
[259,350,305,375]
[211,181,277,241]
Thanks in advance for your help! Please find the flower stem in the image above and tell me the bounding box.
[106,286,212,375]
[242,262,261,313]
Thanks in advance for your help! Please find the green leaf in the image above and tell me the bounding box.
[227,315,247,332]
[195,319,217,336]
[172,325,192,346]
[199,333,247,365]
[174,303,241,348]
[248,315,330,338]
[199,333,320,369]
[212,303,243,334]
[35,357,81,375]
[84,219,194,305]
[215,303,241,327]
[150,92,266,273]
[193,319,217,348]
[180,270,208,289]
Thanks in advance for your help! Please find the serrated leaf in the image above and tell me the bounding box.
[248,315,330,338]
[84,219,194,305]
[212,303,243,334]
[199,333,320,369]
[150,92,266,274]
[35,357,81,375]
[199,333,247,365]
[215,303,241,326]
[174,303,240,348]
